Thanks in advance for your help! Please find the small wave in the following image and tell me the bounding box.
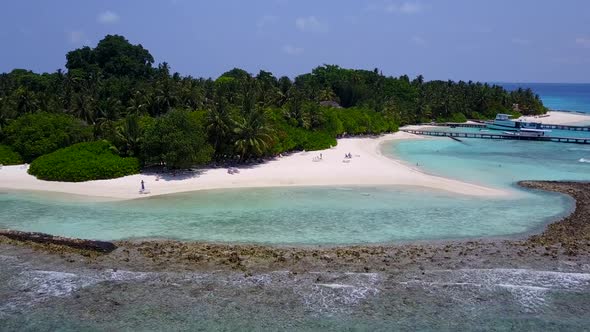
[496,283,549,291]
[316,283,356,289]
[0,255,18,262]
[579,158,590,163]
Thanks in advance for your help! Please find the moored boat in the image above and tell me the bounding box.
[486,113,544,131]
[502,128,551,138]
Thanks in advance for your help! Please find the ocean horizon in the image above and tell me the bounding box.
[498,82,590,115]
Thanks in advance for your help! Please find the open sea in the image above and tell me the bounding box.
[500,83,590,119]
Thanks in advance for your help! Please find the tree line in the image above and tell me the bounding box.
[0,35,547,170]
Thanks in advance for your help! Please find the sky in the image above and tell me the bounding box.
[1,0,589,83]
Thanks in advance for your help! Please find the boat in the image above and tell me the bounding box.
[486,113,544,131]
[502,128,551,138]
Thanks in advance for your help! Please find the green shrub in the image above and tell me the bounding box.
[28,141,140,182]
[300,131,337,151]
[449,112,468,123]
[4,112,92,162]
[0,145,23,165]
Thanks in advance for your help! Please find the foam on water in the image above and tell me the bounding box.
[300,273,381,315]
[316,283,357,289]
[2,254,590,330]
[399,268,590,314]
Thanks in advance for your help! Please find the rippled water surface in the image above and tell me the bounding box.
[388,138,590,189]
[0,186,572,244]
[1,254,589,331]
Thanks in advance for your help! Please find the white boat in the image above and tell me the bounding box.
[502,128,551,138]
[486,114,546,132]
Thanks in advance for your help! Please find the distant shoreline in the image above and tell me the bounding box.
[518,110,590,125]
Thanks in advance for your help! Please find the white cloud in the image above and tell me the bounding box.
[282,44,304,55]
[369,1,427,14]
[295,16,325,32]
[412,35,427,46]
[257,15,279,29]
[97,11,120,24]
[398,2,425,14]
[67,30,89,45]
[511,38,531,46]
[575,37,590,48]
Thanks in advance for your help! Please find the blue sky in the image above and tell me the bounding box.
[1,0,589,82]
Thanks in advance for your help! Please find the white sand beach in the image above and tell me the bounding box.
[0,132,506,200]
[518,111,590,125]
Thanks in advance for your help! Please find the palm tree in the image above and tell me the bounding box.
[15,88,37,114]
[71,93,96,124]
[0,99,16,137]
[94,97,122,138]
[154,83,177,115]
[127,91,147,116]
[206,99,232,158]
[232,108,273,161]
[116,114,143,157]
[179,79,205,109]
[284,93,310,129]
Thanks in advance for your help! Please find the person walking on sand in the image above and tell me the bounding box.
[141,180,145,191]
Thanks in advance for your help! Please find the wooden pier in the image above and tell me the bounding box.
[420,122,485,128]
[539,124,590,131]
[421,122,590,132]
[402,129,590,144]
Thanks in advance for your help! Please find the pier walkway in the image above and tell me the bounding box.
[402,129,590,144]
[422,122,590,132]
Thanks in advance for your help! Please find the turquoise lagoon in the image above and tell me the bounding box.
[389,136,590,189]
[2,136,589,244]
[0,186,572,244]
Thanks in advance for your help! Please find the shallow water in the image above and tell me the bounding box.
[0,186,572,244]
[1,254,589,331]
[388,138,590,190]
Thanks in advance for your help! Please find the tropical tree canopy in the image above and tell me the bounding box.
[142,109,213,168]
[0,34,548,174]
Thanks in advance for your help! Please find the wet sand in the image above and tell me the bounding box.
[1,181,589,274]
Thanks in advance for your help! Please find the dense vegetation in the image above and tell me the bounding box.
[28,141,139,182]
[0,145,23,165]
[143,109,213,168]
[0,34,547,174]
[3,113,91,162]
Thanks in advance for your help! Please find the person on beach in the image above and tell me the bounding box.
[141,180,145,191]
